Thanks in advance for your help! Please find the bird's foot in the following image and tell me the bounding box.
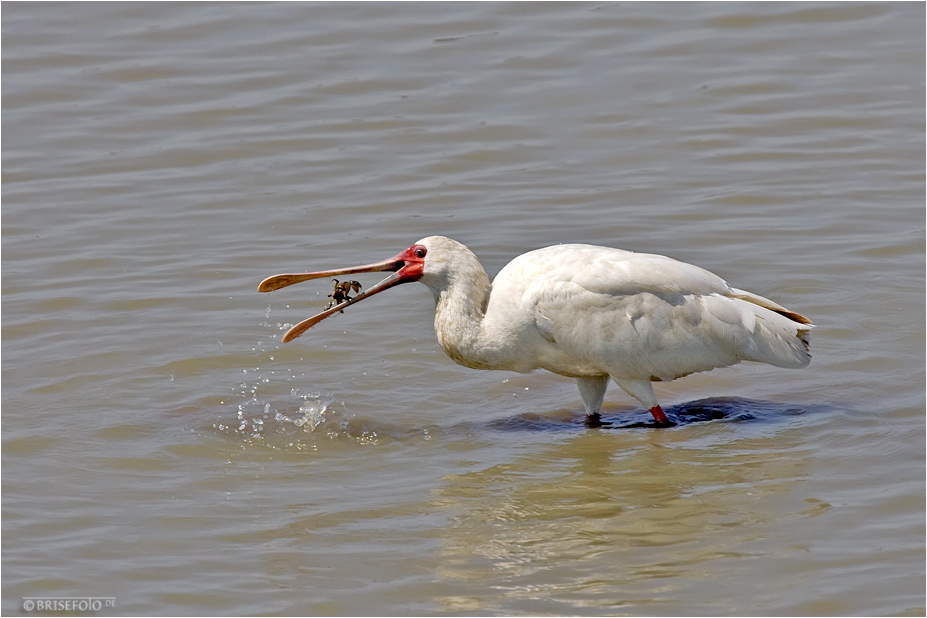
[586,408,675,428]
[584,412,612,428]
[649,406,676,427]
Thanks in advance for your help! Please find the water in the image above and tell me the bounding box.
[3,3,924,615]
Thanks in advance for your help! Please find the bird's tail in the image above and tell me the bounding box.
[729,288,814,368]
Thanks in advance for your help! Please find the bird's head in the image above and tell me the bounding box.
[412,236,486,301]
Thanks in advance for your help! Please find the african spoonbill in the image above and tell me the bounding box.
[259,236,813,427]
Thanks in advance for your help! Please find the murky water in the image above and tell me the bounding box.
[3,3,924,615]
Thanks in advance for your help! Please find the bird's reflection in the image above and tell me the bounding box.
[431,398,825,613]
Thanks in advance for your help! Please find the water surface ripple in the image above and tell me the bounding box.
[3,3,924,616]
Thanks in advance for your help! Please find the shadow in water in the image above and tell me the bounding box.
[486,397,827,432]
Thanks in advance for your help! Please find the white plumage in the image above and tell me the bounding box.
[259,235,813,426]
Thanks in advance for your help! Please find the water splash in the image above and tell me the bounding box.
[274,391,331,432]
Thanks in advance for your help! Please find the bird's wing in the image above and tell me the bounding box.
[519,248,795,381]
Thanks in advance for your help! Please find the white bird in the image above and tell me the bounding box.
[259,236,813,427]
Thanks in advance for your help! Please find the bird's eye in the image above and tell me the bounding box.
[414,246,427,258]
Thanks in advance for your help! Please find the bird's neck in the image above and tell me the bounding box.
[430,266,500,370]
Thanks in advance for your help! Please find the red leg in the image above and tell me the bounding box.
[649,405,675,427]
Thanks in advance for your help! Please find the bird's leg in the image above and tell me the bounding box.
[613,378,676,427]
[577,376,609,427]
[648,405,672,426]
